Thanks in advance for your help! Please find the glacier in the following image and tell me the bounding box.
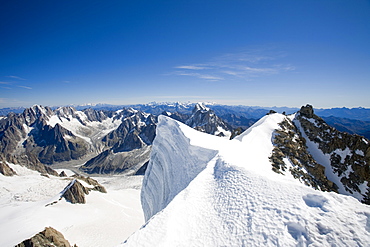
[122,114,370,246]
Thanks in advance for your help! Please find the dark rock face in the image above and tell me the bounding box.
[299,104,314,118]
[0,161,16,176]
[15,227,76,247]
[269,119,337,192]
[0,153,58,176]
[80,147,151,175]
[24,121,88,164]
[294,105,370,204]
[80,109,157,174]
[135,161,149,175]
[59,171,68,177]
[82,108,113,122]
[102,109,157,151]
[185,103,233,137]
[60,176,107,204]
[62,179,89,204]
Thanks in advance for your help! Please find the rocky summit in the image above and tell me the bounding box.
[295,105,370,203]
[60,176,107,204]
[15,227,76,247]
[269,104,370,204]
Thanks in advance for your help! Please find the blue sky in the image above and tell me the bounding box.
[1,0,369,108]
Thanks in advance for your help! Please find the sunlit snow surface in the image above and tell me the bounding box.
[0,164,144,247]
[122,115,370,246]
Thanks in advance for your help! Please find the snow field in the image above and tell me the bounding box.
[0,164,144,247]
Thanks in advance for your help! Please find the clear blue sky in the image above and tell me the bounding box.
[1,0,369,108]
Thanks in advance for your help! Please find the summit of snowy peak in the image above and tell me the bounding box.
[185,103,233,137]
[127,107,138,113]
[192,102,209,113]
[21,105,53,125]
[29,105,53,116]
[55,106,77,118]
[122,113,370,247]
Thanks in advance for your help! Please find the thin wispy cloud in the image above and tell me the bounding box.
[176,72,224,81]
[172,48,295,82]
[175,65,209,70]
[18,85,32,90]
[7,75,26,80]
[0,81,11,85]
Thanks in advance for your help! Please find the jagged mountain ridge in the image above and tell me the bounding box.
[0,103,237,175]
[80,103,234,174]
[0,105,144,174]
[1,103,369,183]
[80,109,157,174]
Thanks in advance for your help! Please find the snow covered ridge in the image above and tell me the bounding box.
[122,114,370,246]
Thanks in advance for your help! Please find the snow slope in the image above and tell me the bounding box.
[0,164,144,247]
[122,115,370,246]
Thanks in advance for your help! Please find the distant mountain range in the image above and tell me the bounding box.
[0,102,369,178]
[2,103,369,119]
[4,103,369,138]
[0,103,233,176]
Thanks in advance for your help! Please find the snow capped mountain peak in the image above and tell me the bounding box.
[193,102,209,113]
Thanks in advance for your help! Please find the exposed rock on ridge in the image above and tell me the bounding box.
[15,227,76,247]
[294,105,370,203]
[269,118,337,192]
[61,179,89,204]
[60,176,107,204]
[0,161,16,176]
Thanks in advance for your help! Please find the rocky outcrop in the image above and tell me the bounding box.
[15,227,76,247]
[62,179,89,204]
[294,105,370,204]
[0,161,16,176]
[61,176,107,204]
[72,175,107,193]
[269,118,337,192]
[59,171,68,177]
